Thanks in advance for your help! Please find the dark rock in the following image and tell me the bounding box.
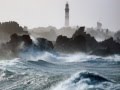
[100,38,120,54]
[91,38,120,56]
[55,27,120,56]
[0,21,28,35]
[0,33,54,59]
[72,27,85,38]
[90,47,112,56]
[55,35,87,53]
[55,27,98,53]
[36,38,54,51]
[0,21,28,44]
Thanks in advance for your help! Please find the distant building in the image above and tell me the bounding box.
[65,2,69,27]
[97,22,102,30]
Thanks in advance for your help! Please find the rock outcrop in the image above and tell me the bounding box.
[0,33,54,59]
[0,21,28,44]
[36,38,54,51]
[55,27,98,53]
[91,38,120,56]
[55,27,120,56]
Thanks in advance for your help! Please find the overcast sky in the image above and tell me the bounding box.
[0,0,119,31]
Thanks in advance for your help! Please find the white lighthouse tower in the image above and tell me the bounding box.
[65,2,69,27]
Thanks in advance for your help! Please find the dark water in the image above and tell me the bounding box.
[0,52,120,90]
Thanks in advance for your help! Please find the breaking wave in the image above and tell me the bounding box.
[52,71,120,90]
[28,60,56,66]
[0,52,120,90]
[0,69,14,78]
[20,51,120,64]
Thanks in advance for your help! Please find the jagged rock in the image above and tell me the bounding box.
[91,38,120,56]
[55,27,120,56]
[73,27,98,51]
[100,38,120,54]
[90,47,112,56]
[0,33,32,58]
[0,21,28,44]
[55,27,98,53]
[55,35,86,52]
[0,33,54,59]
[72,27,85,38]
[36,38,54,51]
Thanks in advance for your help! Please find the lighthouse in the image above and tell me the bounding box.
[65,2,69,27]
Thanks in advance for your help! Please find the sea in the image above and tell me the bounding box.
[0,51,120,90]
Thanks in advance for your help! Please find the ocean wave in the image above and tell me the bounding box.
[0,50,120,64]
[0,69,14,79]
[20,51,120,64]
[28,60,56,66]
[52,71,120,90]
[0,58,20,67]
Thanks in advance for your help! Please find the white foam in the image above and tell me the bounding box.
[20,50,120,64]
[51,71,118,90]
[0,58,20,66]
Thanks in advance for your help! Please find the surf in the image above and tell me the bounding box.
[52,71,119,90]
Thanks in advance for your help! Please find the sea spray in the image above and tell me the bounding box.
[0,53,120,90]
[19,51,120,64]
[52,71,119,90]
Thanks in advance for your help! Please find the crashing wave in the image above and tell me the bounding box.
[28,60,55,66]
[52,71,119,90]
[0,69,14,78]
[20,50,120,64]
[71,71,112,84]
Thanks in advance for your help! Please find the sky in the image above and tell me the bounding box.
[0,0,120,31]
